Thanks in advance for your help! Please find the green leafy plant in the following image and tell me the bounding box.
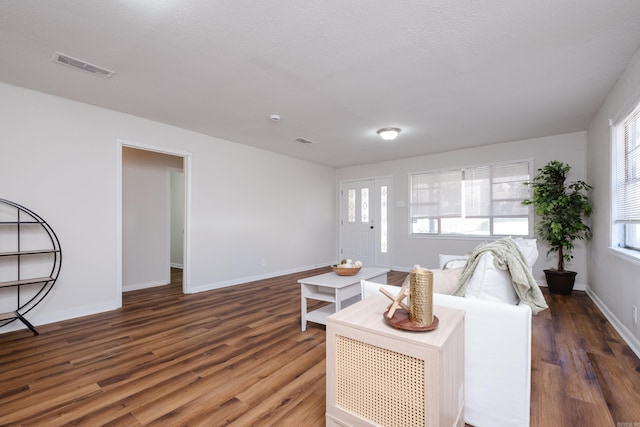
[522,160,592,271]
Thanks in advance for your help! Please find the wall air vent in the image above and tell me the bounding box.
[295,137,316,144]
[51,52,116,78]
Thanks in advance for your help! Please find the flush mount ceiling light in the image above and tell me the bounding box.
[377,127,401,141]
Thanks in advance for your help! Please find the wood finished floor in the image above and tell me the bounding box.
[0,268,639,426]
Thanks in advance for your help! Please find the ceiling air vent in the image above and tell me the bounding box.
[295,137,316,144]
[51,52,115,78]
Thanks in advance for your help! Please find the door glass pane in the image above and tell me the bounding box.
[348,189,356,223]
[361,188,369,223]
[380,185,387,253]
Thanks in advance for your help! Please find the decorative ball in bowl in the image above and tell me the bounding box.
[331,260,363,276]
[332,265,361,276]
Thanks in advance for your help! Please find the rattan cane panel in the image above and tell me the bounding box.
[335,335,425,426]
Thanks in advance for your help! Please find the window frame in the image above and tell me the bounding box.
[611,97,640,256]
[408,159,533,239]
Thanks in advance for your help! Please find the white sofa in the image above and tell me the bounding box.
[361,280,532,427]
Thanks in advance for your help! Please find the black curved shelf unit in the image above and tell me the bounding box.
[0,198,62,335]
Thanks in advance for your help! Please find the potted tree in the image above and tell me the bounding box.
[522,160,593,295]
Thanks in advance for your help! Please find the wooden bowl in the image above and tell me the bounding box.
[332,266,362,276]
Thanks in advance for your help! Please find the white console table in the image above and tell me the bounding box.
[298,267,388,331]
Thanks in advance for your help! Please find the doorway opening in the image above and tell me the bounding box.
[116,139,192,307]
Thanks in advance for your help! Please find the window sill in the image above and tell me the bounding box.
[608,246,640,267]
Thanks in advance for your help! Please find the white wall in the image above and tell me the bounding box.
[122,147,182,291]
[0,81,336,332]
[586,46,640,356]
[337,132,589,287]
[170,168,185,268]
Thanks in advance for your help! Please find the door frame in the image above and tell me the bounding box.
[116,138,193,304]
[338,176,392,269]
[168,167,185,270]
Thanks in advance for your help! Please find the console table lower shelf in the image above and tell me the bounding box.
[298,267,389,331]
[326,294,465,427]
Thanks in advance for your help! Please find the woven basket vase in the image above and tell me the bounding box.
[409,268,434,326]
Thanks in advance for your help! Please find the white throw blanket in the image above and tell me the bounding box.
[453,237,549,314]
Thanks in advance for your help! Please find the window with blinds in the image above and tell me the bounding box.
[613,101,640,251]
[410,160,531,236]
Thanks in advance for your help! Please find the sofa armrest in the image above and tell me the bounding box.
[435,293,531,427]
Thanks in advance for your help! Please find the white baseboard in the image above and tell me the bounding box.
[1,264,336,334]
[535,281,587,291]
[586,288,640,359]
[123,279,169,292]
[170,263,183,269]
[391,265,408,273]
[189,262,334,294]
[0,300,120,334]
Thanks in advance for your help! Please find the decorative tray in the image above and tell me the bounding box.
[383,309,439,332]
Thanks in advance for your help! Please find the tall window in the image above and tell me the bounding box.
[410,160,531,236]
[613,100,640,251]
[380,185,388,253]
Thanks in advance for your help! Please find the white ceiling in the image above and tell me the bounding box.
[2,1,640,168]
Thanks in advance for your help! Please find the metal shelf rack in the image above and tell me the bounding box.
[0,198,62,335]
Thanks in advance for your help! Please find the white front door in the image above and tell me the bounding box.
[340,178,391,268]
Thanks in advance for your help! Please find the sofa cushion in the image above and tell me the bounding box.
[513,238,539,267]
[440,238,539,305]
[401,267,463,295]
[433,267,464,294]
[439,254,469,269]
[464,252,519,305]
